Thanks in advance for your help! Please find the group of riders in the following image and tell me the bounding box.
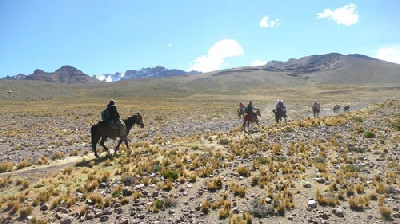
[102,98,339,137]
[240,99,350,124]
[239,99,287,123]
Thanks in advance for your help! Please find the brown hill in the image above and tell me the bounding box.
[138,53,399,95]
[192,53,400,88]
[25,65,99,83]
[261,53,400,86]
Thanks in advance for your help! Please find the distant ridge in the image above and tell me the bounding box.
[2,53,399,87]
[3,65,99,83]
[94,66,200,82]
[262,53,385,76]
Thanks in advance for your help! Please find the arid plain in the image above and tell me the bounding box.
[0,63,400,224]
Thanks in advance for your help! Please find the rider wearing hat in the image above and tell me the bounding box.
[247,101,259,122]
[107,99,127,141]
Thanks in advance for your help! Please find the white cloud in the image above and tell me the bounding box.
[375,47,400,64]
[188,39,244,72]
[168,43,172,47]
[251,59,268,66]
[260,16,281,28]
[317,3,359,26]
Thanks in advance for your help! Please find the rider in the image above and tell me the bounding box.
[279,99,286,111]
[239,102,245,110]
[313,100,320,108]
[276,99,286,117]
[247,101,259,122]
[107,99,127,141]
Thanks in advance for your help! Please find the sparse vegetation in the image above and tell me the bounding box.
[0,82,399,223]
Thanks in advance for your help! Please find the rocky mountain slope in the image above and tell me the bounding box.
[4,65,99,84]
[3,53,400,86]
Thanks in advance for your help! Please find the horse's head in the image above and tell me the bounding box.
[135,113,144,128]
[256,109,261,117]
[126,113,144,128]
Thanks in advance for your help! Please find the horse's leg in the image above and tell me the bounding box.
[100,137,109,154]
[114,139,123,155]
[124,140,129,153]
[91,125,100,158]
[92,135,100,158]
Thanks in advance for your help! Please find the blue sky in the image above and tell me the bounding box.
[1,0,399,78]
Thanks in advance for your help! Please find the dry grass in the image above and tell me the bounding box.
[0,82,399,223]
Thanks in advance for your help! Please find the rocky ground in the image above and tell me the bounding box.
[0,98,399,224]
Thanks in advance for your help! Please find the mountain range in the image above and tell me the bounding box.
[2,53,400,87]
[95,66,200,82]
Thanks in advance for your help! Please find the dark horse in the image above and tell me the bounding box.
[333,104,340,114]
[243,109,261,129]
[344,105,350,112]
[272,108,287,125]
[91,113,144,158]
[312,104,321,118]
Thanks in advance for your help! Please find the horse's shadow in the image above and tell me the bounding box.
[75,153,121,167]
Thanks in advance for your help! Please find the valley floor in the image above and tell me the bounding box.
[0,97,399,224]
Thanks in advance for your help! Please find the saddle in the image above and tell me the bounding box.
[100,120,119,130]
[109,121,119,130]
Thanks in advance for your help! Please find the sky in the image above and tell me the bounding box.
[1,0,400,78]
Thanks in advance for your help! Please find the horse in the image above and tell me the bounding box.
[237,102,245,118]
[91,113,144,158]
[333,104,340,114]
[312,104,321,118]
[243,109,261,129]
[237,107,245,118]
[272,108,287,125]
[344,105,350,112]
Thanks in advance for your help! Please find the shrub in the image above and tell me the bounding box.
[258,157,268,164]
[391,121,400,131]
[344,164,363,172]
[248,197,274,218]
[218,207,229,219]
[163,170,179,180]
[236,165,250,177]
[363,131,376,138]
[19,205,33,219]
[348,196,368,210]
[52,151,65,160]
[0,162,13,173]
[219,139,229,145]
[380,206,392,219]
[191,145,200,150]
[154,199,164,209]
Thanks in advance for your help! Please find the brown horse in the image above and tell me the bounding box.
[91,113,144,158]
[243,109,261,129]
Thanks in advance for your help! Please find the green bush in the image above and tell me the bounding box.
[363,131,376,138]
[391,121,400,131]
[163,170,179,180]
[219,139,229,145]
